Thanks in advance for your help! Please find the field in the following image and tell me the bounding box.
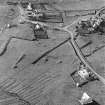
[0,0,104,105]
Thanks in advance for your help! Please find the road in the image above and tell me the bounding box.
[27,17,105,85]
[21,5,105,85]
[0,4,104,105]
[18,5,105,86]
[1,16,105,86]
[0,5,105,90]
[63,18,105,85]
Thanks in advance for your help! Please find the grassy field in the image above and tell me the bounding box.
[0,0,104,105]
